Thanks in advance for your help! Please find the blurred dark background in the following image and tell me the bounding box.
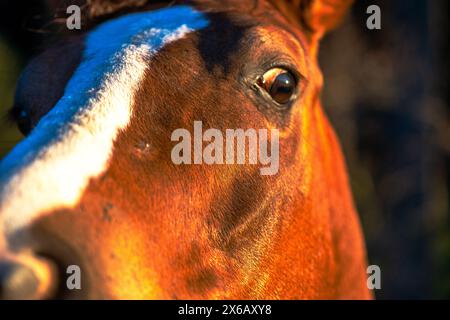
[320,0,449,299]
[0,0,448,299]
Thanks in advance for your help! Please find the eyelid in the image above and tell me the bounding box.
[257,54,305,82]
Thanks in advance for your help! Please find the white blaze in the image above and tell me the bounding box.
[0,6,208,237]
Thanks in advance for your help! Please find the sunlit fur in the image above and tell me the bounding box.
[0,6,208,236]
[0,0,370,300]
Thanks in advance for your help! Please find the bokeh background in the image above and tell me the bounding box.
[0,0,448,299]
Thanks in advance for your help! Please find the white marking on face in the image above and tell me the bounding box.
[0,6,209,237]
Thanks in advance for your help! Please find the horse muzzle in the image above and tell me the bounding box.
[0,213,91,300]
[0,249,59,299]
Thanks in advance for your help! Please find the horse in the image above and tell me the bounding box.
[0,0,371,299]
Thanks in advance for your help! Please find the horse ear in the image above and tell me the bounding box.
[271,0,353,38]
[302,0,353,35]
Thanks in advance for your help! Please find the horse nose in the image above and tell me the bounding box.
[0,252,58,299]
[0,204,93,299]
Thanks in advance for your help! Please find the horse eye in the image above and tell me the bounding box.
[10,106,32,136]
[257,68,297,105]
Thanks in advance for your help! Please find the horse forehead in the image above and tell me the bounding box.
[85,5,209,55]
[0,5,209,236]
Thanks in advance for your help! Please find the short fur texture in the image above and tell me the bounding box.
[0,0,369,300]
